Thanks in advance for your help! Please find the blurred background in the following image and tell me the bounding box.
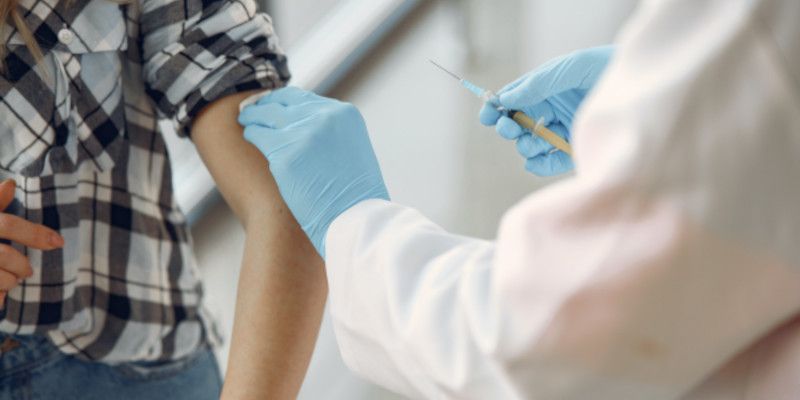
[176,0,638,398]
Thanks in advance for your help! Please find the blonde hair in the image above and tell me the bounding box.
[0,0,44,71]
[1,0,132,72]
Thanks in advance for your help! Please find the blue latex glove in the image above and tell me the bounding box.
[239,87,389,257]
[480,45,614,176]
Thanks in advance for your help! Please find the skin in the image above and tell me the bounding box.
[191,91,328,399]
[0,179,64,308]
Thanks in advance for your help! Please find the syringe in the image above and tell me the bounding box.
[429,60,573,156]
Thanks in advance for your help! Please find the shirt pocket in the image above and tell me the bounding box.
[0,1,129,177]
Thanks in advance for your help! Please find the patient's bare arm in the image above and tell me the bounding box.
[191,91,328,399]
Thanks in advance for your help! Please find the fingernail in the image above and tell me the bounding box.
[50,232,64,248]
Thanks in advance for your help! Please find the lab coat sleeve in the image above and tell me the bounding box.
[326,0,800,398]
[327,200,513,399]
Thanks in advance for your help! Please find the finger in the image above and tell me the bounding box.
[255,86,325,107]
[0,214,64,250]
[283,100,336,118]
[278,99,354,129]
[241,100,329,130]
[525,151,574,177]
[479,103,502,126]
[516,122,571,158]
[239,103,288,128]
[0,244,32,279]
[516,133,551,158]
[0,291,5,309]
[0,269,19,291]
[496,116,524,140]
[0,179,16,211]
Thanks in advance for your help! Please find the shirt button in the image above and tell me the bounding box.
[58,28,74,45]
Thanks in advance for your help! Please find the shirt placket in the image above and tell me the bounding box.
[52,23,82,127]
[51,49,77,128]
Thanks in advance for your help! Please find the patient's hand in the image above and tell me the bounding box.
[0,179,64,308]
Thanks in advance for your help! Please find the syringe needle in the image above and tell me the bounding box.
[428,59,574,156]
[429,59,489,99]
[428,59,462,82]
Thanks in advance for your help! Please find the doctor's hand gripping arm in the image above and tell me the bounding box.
[239,87,390,257]
[240,0,800,396]
[480,46,613,176]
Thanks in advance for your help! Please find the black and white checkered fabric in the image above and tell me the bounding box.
[0,0,289,363]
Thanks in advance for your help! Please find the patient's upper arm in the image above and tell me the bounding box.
[189,91,287,227]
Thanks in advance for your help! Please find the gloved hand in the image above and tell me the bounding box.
[480,45,614,176]
[239,87,389,257]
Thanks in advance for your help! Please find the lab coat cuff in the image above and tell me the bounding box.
[325,198,392,264]
[324,198,393,364]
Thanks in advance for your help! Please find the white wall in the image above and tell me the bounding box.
[520,0,639,66]
[459,0,638,69]
[262,0,343,48]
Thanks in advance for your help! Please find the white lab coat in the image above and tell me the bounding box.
[324,0,800,398]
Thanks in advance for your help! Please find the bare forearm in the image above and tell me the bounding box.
[227,213,327,399]
[191,91,327,399]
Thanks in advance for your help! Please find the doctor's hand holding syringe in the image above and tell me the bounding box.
[476,45,613,176]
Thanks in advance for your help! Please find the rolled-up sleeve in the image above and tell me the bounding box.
[139,0,290,136]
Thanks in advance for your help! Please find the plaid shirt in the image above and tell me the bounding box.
[0,0,289,363]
